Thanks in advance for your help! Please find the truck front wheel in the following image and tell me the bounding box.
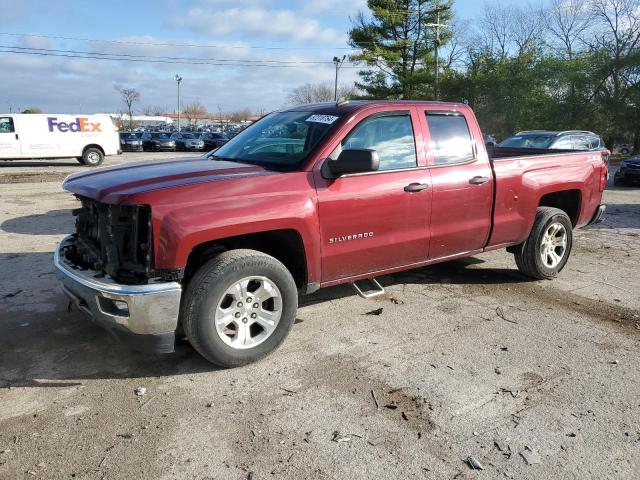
[514,207,573,280]
[181,249,298,367]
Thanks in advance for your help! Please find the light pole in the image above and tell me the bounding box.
[333,55,346,101]
[426,5,450,100]
[174,74,183,132]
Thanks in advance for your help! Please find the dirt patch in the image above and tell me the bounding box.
[0,172,70,184]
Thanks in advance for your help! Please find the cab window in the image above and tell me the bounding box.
[341,113,417,171]
[0,117,15,133]
[551,137,573,149]
[425,112,475,165]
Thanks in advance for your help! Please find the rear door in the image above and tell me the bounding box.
[0,116,21,158]
[421,109,494,259]
[315,107,432,282]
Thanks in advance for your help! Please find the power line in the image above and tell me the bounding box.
[0,45,438,69]
[0,47,379,69]
[5,45,340,65]
[0,31,359,51]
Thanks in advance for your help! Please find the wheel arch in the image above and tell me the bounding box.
[82,143,105,155]
[183,229,309,291]
[538,189,581,226]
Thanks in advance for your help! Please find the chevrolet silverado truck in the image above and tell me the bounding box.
[54,101,607,367]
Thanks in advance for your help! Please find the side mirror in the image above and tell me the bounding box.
[328,149,380,176]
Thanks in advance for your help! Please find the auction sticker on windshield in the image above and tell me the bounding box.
[306,114,339,125]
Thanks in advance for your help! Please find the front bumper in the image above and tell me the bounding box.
[588,205,606,225]
[121,143,143,151]
[616,168,640,181]
[54,236,182,354]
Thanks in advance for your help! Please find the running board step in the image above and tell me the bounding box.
[352,278,385,299]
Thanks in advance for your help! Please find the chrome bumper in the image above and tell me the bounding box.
[54,236,182,353]
[588,205,606,225]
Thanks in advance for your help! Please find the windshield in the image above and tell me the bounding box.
[121,132,141,139]
[152,133,171,139]
[500,134,555,149]
[181,133,199,139]
[211,111,342,169]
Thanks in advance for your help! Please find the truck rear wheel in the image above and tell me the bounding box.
[181,249,298,367]
[81,147,104,167]
[514,207,573,280]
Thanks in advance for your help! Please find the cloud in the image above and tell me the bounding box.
[0,34,358,115]
[172,6,347,44]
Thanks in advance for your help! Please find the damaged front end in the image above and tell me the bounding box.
[64,196,152,284]
[54,196,182,353]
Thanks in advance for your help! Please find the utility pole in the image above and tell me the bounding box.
[333,55,346,101]
[426,4,449,100]
[174,74,183,132]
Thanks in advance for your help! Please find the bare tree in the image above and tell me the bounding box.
[227,108,253,123]
[182,101,208,125]
[546,0,593,58]
[510,5,545,55]
[119,88,140,130]
[287,82,359,105]
[480,3,513,57]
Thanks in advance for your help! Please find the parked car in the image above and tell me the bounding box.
[500,130,610,167]
[613,156,640,186]
[500,130,604,149]
[0,114,119,166]
[201,132,229,151]
[141,132,176,151]
[119,132,143,152]
[170,132,205,151]
[614,144,632,155]
[56,100,607,367]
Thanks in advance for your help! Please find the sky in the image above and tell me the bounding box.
[0,0,532,115]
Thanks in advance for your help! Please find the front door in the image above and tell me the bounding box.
[316,109,432,282]
[0,117,21,158]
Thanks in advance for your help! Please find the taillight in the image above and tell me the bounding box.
[599,165,607,192]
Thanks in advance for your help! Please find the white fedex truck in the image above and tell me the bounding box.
[0,114,120,166]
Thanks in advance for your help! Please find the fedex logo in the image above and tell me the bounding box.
[47,117,102,133]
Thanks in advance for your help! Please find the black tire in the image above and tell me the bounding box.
[81,147,104,167]
[613,176,625,187]
[514,207,573,280]
[181,249,298,367]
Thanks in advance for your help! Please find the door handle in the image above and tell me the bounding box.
[15,133,19,140]
[469,176,490,185]
[404,183,429,193]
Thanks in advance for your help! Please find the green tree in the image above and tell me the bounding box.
[349,0,454,99]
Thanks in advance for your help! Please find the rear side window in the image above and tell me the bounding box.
[572,135,590,150]
[342,113,417,171]
[551,137,573,149]
[587,135,602,150]
[0,117,15,133]
[426,113,474,165]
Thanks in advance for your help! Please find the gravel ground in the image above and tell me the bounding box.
[0,153,639,480]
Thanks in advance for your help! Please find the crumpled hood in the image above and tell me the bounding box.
[63,157,272,203]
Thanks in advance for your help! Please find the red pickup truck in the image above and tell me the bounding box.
[55,101,607,367]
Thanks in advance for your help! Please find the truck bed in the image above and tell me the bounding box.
[487,147,605,248]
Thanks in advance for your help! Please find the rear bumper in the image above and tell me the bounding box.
[588,205,606,225]
[54,236,182,354]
